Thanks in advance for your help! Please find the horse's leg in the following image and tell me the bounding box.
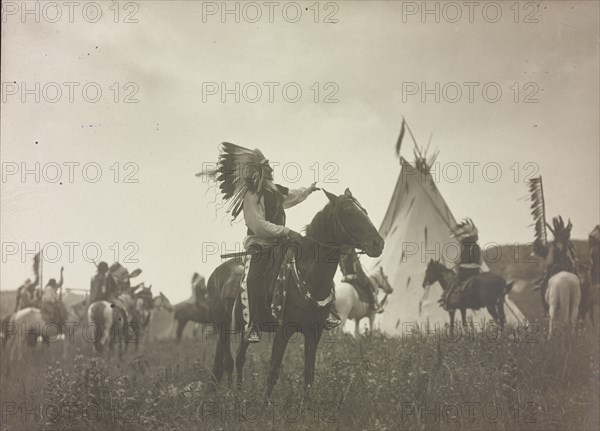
[303,326,323,399]
[176,319,186,342]
[354,318,360,338]
[548,303,558,337]
[460,308,467,328]
[449,310,455,336]
[235,335,250,390]
[5,335,16,377]
[107,331,113,364]
[265,327,292,401]
[212,325,225,384]
[222,302,235,387]
[368,313,375,337]
[557,286,570,335]
[497,295,507,327]
[570,283,581,336]
[486,304,500,325]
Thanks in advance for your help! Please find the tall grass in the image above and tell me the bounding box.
[1,323,598,430]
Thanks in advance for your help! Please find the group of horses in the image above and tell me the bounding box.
[3,188,597,401]
[2,268,174,375]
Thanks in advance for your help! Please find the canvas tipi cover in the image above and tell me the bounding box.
[371,157,526,334]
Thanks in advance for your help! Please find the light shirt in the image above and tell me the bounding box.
[242,186,311,249]
[42,285,58,303]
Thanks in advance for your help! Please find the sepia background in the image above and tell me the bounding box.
[2,1,598,304]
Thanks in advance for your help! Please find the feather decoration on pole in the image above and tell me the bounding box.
[527,176,549,257]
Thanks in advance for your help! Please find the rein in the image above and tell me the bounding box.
[289,254,334,308]
[288,197,364,308]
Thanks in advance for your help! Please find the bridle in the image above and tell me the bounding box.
[307,197,368,254]
[292,196,370,308]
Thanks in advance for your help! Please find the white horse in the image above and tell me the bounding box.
[2,304,78,377]
[87,293,135,362]
[546,271,581,336]
[332,267,393,336]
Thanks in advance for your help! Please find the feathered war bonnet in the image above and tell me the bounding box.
[549,216,572,245]
[197,142,274,220]
[451,218,479,243]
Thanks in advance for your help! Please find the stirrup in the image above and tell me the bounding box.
[246,326,261,343]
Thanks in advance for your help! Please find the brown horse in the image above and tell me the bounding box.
[207,188,384,399]
[173,301,213,341]
[422,260,513,332]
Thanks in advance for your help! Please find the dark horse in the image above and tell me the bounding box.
[207,188,384,399]
[422,259,513,331]
[174,302,212,341]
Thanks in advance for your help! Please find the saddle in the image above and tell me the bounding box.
[440,273,477,311]
[40,301,68,326]
[342,275,373,305]
[224,241,296,324]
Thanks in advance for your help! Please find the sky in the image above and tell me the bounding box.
[1,1,598,304]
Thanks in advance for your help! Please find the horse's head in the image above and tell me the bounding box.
[422,259,446,288]
[316,188,384,257]
[133,283,154,311]
[154,292,174,312]
[371,267,394,294]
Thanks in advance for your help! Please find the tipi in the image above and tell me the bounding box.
[370,155,527,334]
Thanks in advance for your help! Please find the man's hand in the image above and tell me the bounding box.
[308,182,320,193]
[287,230,303,241]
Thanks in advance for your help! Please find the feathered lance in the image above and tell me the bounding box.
[527,176,549,257]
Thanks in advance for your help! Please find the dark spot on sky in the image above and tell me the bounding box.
[35,141,38,144]
[60,182,63,185]
[96,46,99,49]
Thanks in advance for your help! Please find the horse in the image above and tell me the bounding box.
[207,188,384,400]
[543,271,581,336]
[421,259,513,333]
[2,302,80,377]
[173,301,212,342]
[131,288,174,348]
[87,291,136,362]
[332,267,393,337]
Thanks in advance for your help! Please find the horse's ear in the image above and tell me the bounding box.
[567,219,572,233]
[344,188,353,198]
[322,189,337,202]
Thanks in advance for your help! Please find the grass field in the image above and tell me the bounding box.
[1,242,598,430]
[1,321,598,431]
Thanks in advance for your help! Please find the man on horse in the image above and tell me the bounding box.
[15,277,39,311]
[339,248,381,313]
[89,261,114,303]
[441,218,482,310]
[201,142,340,343]
[538,216,578,314]
[15,253,42,311]
[40,267,69,326]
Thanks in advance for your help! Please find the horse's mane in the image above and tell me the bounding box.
[305,199,336,243]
